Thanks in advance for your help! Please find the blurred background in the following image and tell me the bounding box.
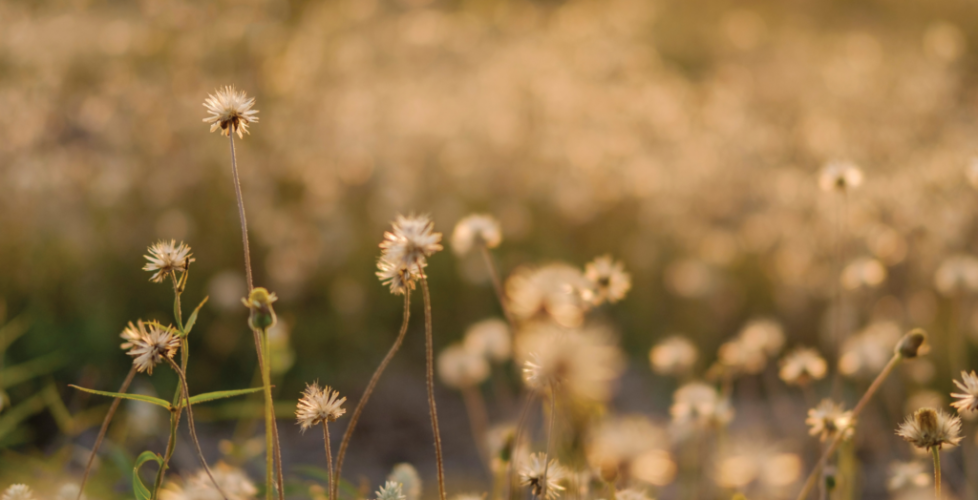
[3,0,978,498]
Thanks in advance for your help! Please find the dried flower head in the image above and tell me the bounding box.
[517,323,625,402]
[387,464,421,500]
[376,256,421,295]
[506,264,591,327]
[818,160,864,192]
[805,399,855,442]
[379,214,443,269]
[581,255,632,306]
[887,460,930,492]
[519,453,565,500]
[203,86,259,139]
[739,318,785,357]
[120,319,150,350]
[670,382,734,428]
[437,344,490,389]
[451,214,502,255]
[143,240,195,283]
[374,482,406,500]
[1,485,35,500]
[126,322,181,375]
[160,461,258,500]
[463,318,511,362]
[896,407,963,450]
[779,347,828,385]
[951,370,978,413]
[296,382,347,431]
[649,335,698,376]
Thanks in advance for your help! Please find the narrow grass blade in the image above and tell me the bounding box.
[69,385,172,410]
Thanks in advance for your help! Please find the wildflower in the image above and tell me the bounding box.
[437,344,490,389]
[517,323,625,402]
[125,322,180,375]
[519,453,565,500]
[649,335,698,376]
[933,254,978,296]
[739,318,785,356]
[241,287,277,330]
[896,408,963,450]
[55,484,84,500]
[160,461,257,500]
[379,214,443,269]
[581,255,632,306]
[841,257,887,290]
[951,370,978,413]
[613,490,652,500]
[143,240,194,283]
[376,256,421,295]
[202,86,259,139]
[818,160,864,192]
[779,347,828,385]
[120,320,149,350]
[630,449,677,487]
[295,382,346,431]
[463,318,511,362]
[387,464,421,500]
[1,485,35,500]
[375,482,406,500]
[718,338,767,374]
[506,264,591,327]
[670,382,733,428]
[805,400,854,442]
[888,461,930,491]
[586,415,667,483]
[451,214,502,255]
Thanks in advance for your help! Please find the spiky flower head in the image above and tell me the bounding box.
[451,214,502,255]
[379,214,443,270]
[242,287,278,330]
[143,240,194,283]
[896,407,963,450]
[160,461,258,500]
[519,453,565,500]
[951,370,978,414]
[376,256,421,295]
[582,255,632,306]
[375,482,406,500]
[126,322,181,375]
[779,347,828,386]
[805,399,854,442]
[2,485,35,500]
[203,86,259,139]
[296,382,347,431]
[506,264,592,327]
[120,319,150,350]
[818,160,863,192]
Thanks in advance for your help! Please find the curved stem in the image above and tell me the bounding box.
[933,447,942,500]
[323,421,334,500]
[332,293,411,500]
[77,366,137,500]
[421,276,447,500]
[228,134,254,292]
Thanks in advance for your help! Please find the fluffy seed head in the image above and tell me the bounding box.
[203,86,259,139]
[375,482,406,500]
[951,370,978,413]
[896,407,963,450]
[120,320,150,350]
[649,335,698,376]
[376,256,422,295]
[2,485,35,500]
[437,344,490,389]
[517,323,625,402]
[805,399,855,442]
[506,264,591,327]
[126,322,181,375]
[143,240,194,283]
[296,382,347,431]
[451,214,502,255]
[519,453,565,500]
[586,415,667,483]
[818,160,863,192]
[379,214,443,270]
[779,347,828,385]
[463,318,511,362]
[581,255,632,306]
[670,382,734,428]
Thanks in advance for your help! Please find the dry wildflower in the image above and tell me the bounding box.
[517,323,625,402]
[202,86,259,139]
[630,449,677,487]
[779,347,828,385]
[451,214,502,255]
[951,370,978,413]
[649,335,698,376]
[379,214,443,270]
[818,160,864,192]
[506,264,591,327]
[581,255,632,306]
[519,453,565,500]
[670,382,733,428]
[839,321,902,377]
[1,485,35,500]
[739,318,785,356]
[437,344,490,389]
[805,399,855,442]
[295,382,346,431]
[896,407,963,450]
[718,338,767,374]
[387,464,421,500]
[463,318,511,362]
[375,482,406,500]
[125,322,180,375]
[888,461,931,491]
[160,462,257,500]
[120,320,149,350]
[143,240,194,283]
[376,256,420,295]
[714,445,801,492]
[841,257,887,290]
[586,415,667,483]
[933,254,978,296]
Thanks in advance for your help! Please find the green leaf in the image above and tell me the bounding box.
[182,296,209,336]
[69,385,172,410]
[0,393,46,441]
[182,387,264,407]
[0,353,65,390]
[133,451,163,500]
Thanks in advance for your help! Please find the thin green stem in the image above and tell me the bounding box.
[77,366,137,500]
[228,134,254,292]
[932,447,942,500]
[151,408,181,500]
[421,276,447,500]
[323,421,334,500]
[166,357,227,500]
[260,328,275,500]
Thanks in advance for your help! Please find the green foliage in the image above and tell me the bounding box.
[69,385,172,409]
[133,451,164,500]
[182,296,209,337]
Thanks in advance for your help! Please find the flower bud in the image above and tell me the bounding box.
[242,287,278,330]
[896,329,927,359]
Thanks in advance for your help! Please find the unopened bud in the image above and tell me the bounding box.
[896,329,927,359]
[242,287,278,330]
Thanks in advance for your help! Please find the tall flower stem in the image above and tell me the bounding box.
[77,366,137,500]
[421,276,447,500]
[228,134,254,291]
[322,421,334,500]
[151,406,181,500]
[480,244,516,330]
[508,393,536,500]
[333,293,411,500]
[932,447,942,500]
[541,384,557,498]
[258,328,278,500]
[166,358,227,500]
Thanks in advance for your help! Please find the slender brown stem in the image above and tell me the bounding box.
[421,277,447,500]
[332,293,411,500]
[480,244,516,330]
[461,385,490,471]
[259,328,276,500]
[932,447,942,500]
[323,421,334,500]
[541,385,557,498]
[77,366,137,500]
[508,393,536,500]
[228,134,254,292]
[272,414,285,500]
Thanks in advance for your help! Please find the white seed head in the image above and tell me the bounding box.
[2,485,35,500]
[506,264,591,327]
[519,453,565,500]
[463,318,512,362]
[387,464,421,500]
[437,344,490,389]
[376,256,422,295]
[649,335,698,376]
[296,382,347,431]
[143,240,195,283]
[818,160,863,192]
[887,460,930,492]
[203,86,259,139]
[125,322,181,375]
[581,255,632,306]
[375,482,406,500]
[670,382,733,428]
[451,214,502,255]
[805,399,855,442]
[160,461,258,500]
[896,407,963,450]
[379,214,443,270]
[517,323,625,402]
[951,370,978,414]
[779,347,828,385]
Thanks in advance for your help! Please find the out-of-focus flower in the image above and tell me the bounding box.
[203,86,259,139]
[841,257,887,290]
[375,482,406,500]
[387,464,421,500]
[160,461,257,500]
[719,318,785,375]
[1,485,35,500]
[713,441,802,494]
[818,160,864,192]
[670,382,733,428]
[437,344,490,389]
[779,347,827,385]
[839,321,901,377]
[125,322,180,375]
[630,449,677,487]
[951,370,978,413]
[55,484,84,500]
[896,408,963,450]
[463,318,511,362]
[740,319,785,357]
[519,453,565,500]
[933,255,978,296]
[295,382,346,431]
[586,415,668,483]
[451,214,502,255]
[143,240,194,283]
[611,489,652,500]
[379,214,443,270]
[887,461,931,491]
[649,335,698,376]
[506,264,591,327]
[805,400,854,442]
[517,323,625,402]
[581,255,632,306]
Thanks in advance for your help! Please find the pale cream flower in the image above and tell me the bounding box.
[805,399,855,442]
[375,482,406,500]
[451,214,502,255]
[506,264,591,327]
[887,461,930,491]
[718,338,767,374]
[379,214,443,269]
[203,86,259,139]
[649,335,698,376]
[463,318,511,362]
[612,489,652,500]
[55,483,85,500]
[517,323,625,402]
[120,319,149,350]
[630,449,677,487]
[143,240,195,283]
[739,318,785,357]
[295,382,346,431]
[841,257,887,290]
[376,256,421,296]
[160,462,258,500]
[586,415,667,483]
[713,440,802,494]
[779,347,828,385]
[951,370,978,413]
[934,254,978,296]
[126,322,180,375]
[670,382,733,428]
[519,453,565,500]
[582,255,632,306]
[1,485,35,500]
[818,160,864,192]
[896,407,963,450]
[437,344,490,389]
[387,464,421,500]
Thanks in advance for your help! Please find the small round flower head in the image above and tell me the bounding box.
[818,160,864,192]
[387,464,421,500]
[630,449,677,487]
[519,453,565,500]
[581,255,632,306]
[670,382,733,428]
[934,254,978,296]
[951,370,978,413]
[126,322,181,375]
[805,399,855,442]
[203,86,259,139]
[437,344,490,389]
[779,347,828,385]
[517,323,625,402]
[506,264,591,327]
[2,485,35,500]
[840,257,887,290]
[241,287,278,330]
[376,256,421,295]
[296,382,347,431]
[649,335,698,376]
[451,214,502,256]
[160,461,257,500]
[375,482,406,500]
[143,240,195,283]
[739,318,785,357]
[896,407,963,450]
[718,338,767,374]
[887,460,930,492]
[463,318,511,362]
[379,214,443,270]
